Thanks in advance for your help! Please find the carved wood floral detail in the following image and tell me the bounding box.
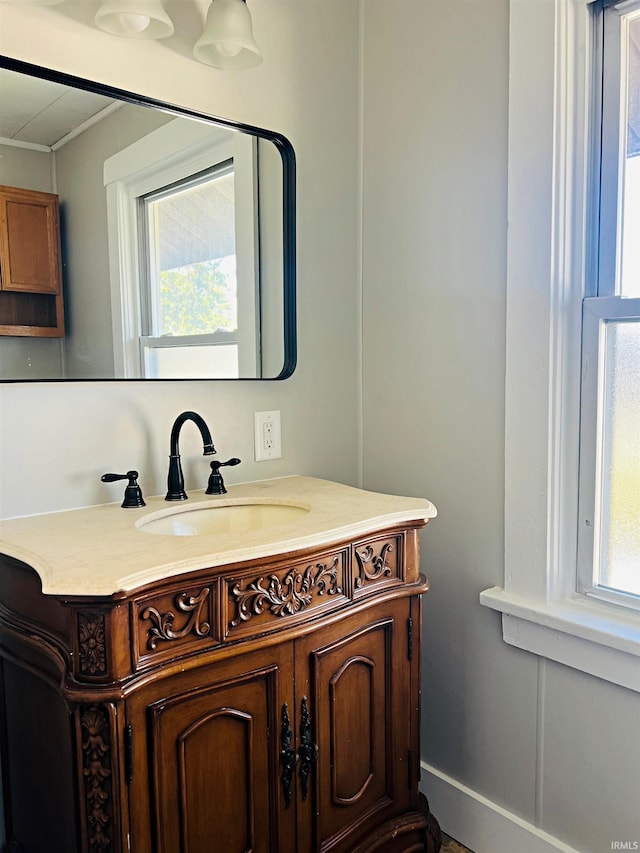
[80,704,112,851]
[354,542,394,588]
[141,587,211,651]
[230,557,342,626]
[78,612,107,676]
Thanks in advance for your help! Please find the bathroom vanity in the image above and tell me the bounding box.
[0,476,440,853]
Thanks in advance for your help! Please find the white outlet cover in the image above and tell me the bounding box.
[254,410,282,461]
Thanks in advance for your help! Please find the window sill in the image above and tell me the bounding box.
[480,586,640,692]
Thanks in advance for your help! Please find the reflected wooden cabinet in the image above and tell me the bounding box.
[0,184,65,336]
[0,525,442,853]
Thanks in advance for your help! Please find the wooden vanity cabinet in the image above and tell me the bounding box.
[294,598,420,853]
[0,524,442,853]
[126,642,297,853]
[0,184,65,336]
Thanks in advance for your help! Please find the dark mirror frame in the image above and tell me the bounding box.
[0,54,296,382]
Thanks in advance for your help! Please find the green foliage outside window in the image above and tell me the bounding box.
[159,260,236,336]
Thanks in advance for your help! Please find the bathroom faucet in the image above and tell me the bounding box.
[206,458,241,495]
[166,411,216,501]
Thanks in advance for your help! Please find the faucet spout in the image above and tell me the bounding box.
[166,411,216,501]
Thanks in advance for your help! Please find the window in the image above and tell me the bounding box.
[577,2,640,607]
[480,0,640,693]
[138,162,241,379]
[104,119,259,379]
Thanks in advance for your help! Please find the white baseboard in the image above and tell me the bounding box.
[420,762,582,853]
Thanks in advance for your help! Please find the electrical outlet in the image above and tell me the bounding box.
[254,411,282,461]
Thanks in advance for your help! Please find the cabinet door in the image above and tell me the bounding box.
[295,598,414,853]
[127,644,296,853]
[0,186,61,294]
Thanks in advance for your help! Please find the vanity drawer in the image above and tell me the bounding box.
[223,547,349,640]
[352,533,404,596]
[133,581,219,670]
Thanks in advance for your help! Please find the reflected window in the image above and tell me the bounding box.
[139,163,241,377]
[104,118,261,379]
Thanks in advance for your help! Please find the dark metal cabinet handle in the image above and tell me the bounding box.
[298,696,318,801]
[280,703,298,808]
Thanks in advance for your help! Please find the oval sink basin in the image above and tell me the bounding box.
[136,500,310,537]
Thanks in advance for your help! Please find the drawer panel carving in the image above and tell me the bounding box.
[133,583,219,669]
[353,534,403,595]
[224,549,348,639]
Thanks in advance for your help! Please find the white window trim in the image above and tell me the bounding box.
[479,0,640,693]
[104,119,259,378]
[138,330,239,377]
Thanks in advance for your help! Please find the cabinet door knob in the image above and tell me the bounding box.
[280,703,298,808]
[298,696,318,801]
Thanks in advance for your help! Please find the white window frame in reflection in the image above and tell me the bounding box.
[104,119,259,378]
[140,333,240,379]
[138,161,241,378]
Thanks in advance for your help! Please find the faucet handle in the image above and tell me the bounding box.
[101,471,146,508]
[205,458,241,495]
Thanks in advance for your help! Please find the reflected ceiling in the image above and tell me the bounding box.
[0,67,116,148]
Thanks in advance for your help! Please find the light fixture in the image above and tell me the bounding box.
[0,0,64,5]
[193,0,262,70]
[94,0,174,39]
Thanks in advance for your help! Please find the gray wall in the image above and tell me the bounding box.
[360,2,640,852]
[55,104,170,378]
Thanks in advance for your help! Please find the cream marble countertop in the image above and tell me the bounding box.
[0,476,436,598]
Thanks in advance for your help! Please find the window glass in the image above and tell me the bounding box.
[620,15,640,297]
[143,165,237,337]
[597,319,640,596]
[142,342,239,379]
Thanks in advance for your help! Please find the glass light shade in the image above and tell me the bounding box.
[0,0,64,5]
[94,0,174,39]
[193,0,262,70]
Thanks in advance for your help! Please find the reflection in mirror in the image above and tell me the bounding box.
[0,57,295,381]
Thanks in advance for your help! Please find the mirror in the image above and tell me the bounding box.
[0,56,296,381]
